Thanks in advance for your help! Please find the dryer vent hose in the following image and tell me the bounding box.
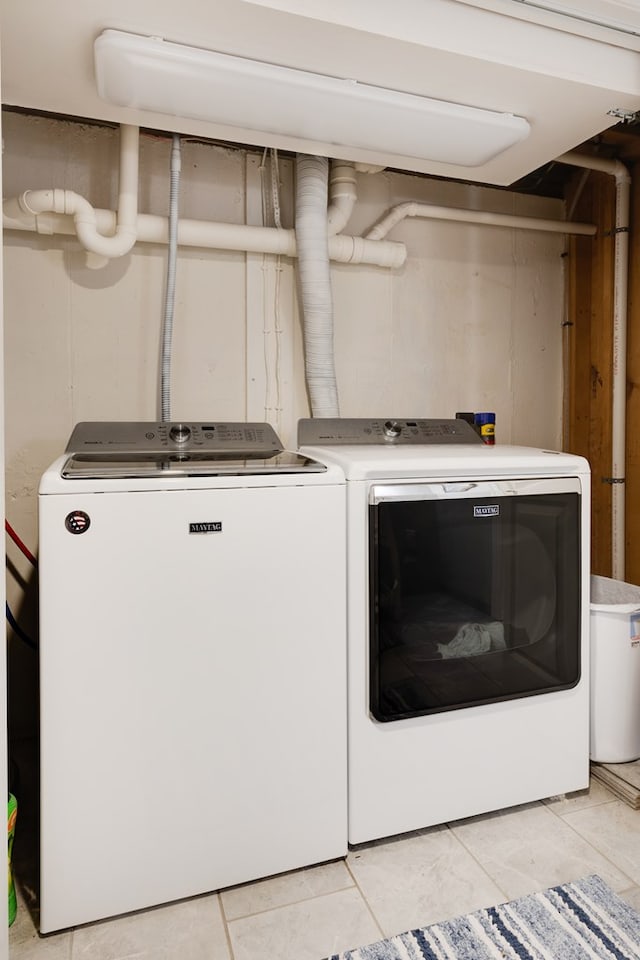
[295,155,340,418]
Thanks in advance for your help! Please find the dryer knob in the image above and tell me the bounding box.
[383,420,402,439]
[169,423,191,443]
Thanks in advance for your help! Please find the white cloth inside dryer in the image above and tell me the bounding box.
[437,621,506,659]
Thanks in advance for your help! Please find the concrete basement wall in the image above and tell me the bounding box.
[2,111,566,735]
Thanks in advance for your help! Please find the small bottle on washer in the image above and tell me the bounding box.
[474,412,496,445]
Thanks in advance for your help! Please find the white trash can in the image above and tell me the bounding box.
[590,574,640,763]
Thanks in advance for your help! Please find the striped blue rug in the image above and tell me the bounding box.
[328,875,640,959]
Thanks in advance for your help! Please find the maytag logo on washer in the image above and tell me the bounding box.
[189,522,222,534]
[474,504,500,518]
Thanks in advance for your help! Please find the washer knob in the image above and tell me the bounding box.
[383,420,402,439]
[169,423,191,443]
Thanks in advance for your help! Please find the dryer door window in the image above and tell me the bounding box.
[369,479,581,722]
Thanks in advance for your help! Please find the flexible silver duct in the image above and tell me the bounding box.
[295,154,340,417]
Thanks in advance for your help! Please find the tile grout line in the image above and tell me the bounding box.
[450,795,637,902]
[221,877,385,960]
[549,802,638,891]
[442,820,512,903]
[221,877,358,923]
[217,892,237,960]
[342,855,387,942]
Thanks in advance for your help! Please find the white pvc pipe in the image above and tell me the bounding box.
[3,204,406,268]
[365,201,596,240]
[558,151,631,581]
[295,154,340,418]
[115,124,139,245]
[15,125,139,262]
[327,161,357,236]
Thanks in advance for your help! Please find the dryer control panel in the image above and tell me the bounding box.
[297,418,482,445]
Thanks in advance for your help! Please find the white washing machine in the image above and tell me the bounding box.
[38,421,347,932]
[299,417,591,845]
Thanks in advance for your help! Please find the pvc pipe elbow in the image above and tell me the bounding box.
[71,124,140,261]
[75,220,137,258]
[558,151,631,185]
[18,189,54,216]
[365,203,416,240]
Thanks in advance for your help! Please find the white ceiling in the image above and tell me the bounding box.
[3,0,640,185]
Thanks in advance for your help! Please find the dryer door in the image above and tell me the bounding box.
[369,477,582,721]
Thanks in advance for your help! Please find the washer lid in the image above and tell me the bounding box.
[61,421,326,478]
[61,451,326,479]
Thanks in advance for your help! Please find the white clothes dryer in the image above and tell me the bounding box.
[38,421,347,932]
[299,417,591,845]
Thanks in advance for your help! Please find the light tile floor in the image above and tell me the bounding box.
[9,773,640,960]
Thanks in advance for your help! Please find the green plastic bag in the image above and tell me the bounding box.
[8,794,17,926]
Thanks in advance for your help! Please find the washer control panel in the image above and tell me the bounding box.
[66,421,284,457]
[298,418,482,445]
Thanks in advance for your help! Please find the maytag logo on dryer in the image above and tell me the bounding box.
[189,521,222,534]
[474,504,500,518]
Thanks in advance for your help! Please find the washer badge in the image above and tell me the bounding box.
[65,510,91,535]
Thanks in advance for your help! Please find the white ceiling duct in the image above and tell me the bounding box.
[455,0,640,41]
[3,0,640,185]
[254,0,640,42]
